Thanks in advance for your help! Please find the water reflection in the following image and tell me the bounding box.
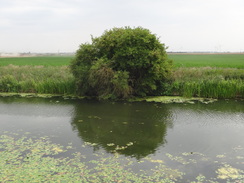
[0,96,73,117]
[1,96,243,162]
[71,100,173,159]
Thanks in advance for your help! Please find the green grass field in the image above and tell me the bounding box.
[1,54,244,68]
[0,56,73,66]
[168,54,244,68]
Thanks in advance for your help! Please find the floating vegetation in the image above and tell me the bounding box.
[88,115,102,120]
[166,153,197,165]
[107,143,115,147]
[126,142,134,146]
[115,145,128,151]
[0,134,182,182]
[0,134,244,182]
[150,159,164,163]
[131,96,218,104]
[84,141,98,146]
[216,154,226,158]
[216,164,243,180]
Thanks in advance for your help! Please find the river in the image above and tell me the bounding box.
[0,96,243,182]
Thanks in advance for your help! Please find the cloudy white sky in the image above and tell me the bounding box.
[0,0,244,53]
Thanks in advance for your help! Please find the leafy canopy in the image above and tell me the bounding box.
[70,27,172,98]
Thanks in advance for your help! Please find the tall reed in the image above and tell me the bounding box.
[0,65,243,99]
[170,67,244,98]
[0,65,76,95]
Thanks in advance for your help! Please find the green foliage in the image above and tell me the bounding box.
[0,75,20,92]
[70,27,172,98]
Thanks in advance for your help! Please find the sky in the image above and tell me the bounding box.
[0,0,244,53]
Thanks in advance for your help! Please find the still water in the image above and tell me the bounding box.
[0,96,243,181]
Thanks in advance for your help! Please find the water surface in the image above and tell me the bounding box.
[0,97,243,181]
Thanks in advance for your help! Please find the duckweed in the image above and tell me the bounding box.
[1,133,244,182]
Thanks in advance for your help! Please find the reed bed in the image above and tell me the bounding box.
[171,80,244,98]
[0,65,243,99]
[0,65,76,95]
[173,67,244,81]
[171,67,244,98]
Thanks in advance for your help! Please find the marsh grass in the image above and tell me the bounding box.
[173,67,244,81]
[171,67,244,98]
[180,80,244,98]
[0,65,76,95]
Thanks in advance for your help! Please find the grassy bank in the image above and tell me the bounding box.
[170,67,244,98]
[0,65,75,95]
[0,55,243,99]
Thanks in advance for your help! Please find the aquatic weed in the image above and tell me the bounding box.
[0,134,183,182]
[1,133,244,182]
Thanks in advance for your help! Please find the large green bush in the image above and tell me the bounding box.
[70,27,172,98]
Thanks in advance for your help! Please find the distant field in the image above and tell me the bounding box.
[168,54,244,68]
[0,56,73,66]
[0,54,243,68]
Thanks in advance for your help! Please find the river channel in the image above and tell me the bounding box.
[0,96,243,182]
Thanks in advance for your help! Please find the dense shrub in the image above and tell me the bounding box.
[70,27,172,98]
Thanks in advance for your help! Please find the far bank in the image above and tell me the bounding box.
[0,64,243,99]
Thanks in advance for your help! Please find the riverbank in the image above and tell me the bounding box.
[0,54,243,99]
[0,92,221,105]
[0,65,75,95]
[0,65,243,99]
[171,67,244,98]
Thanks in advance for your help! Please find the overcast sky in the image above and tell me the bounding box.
[0,0,244,53]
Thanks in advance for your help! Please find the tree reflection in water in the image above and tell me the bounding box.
[71,100,173,159]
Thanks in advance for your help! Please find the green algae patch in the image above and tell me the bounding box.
[0,92,218,104]
[216,164,244,180]
[0,133,183,183]
[0,92,59,98]
[0,92,85,100]
[131,96,217,104]
[1,132,244,182]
